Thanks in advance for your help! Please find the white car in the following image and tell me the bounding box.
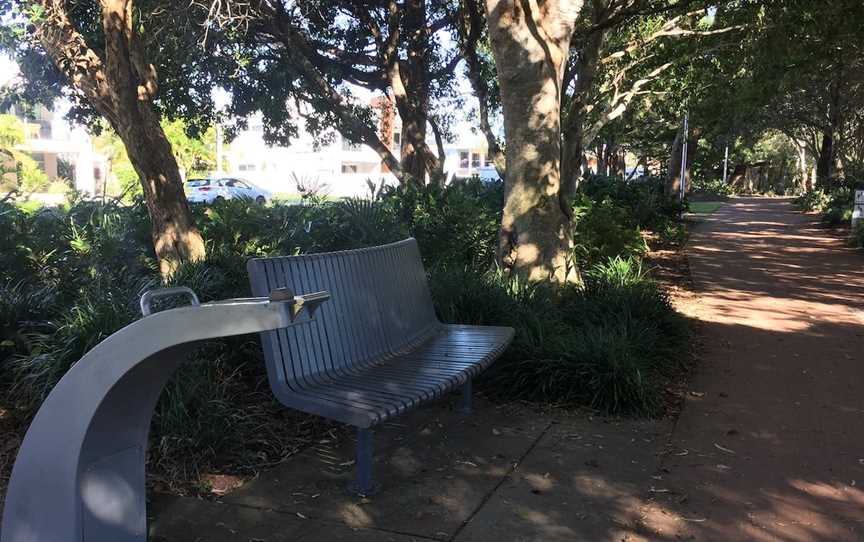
[184,177,271,204]
[477,165,501,183]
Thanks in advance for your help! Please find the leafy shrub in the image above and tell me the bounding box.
[691,177,735,196]
[431,257,688,416]
[852,221,864,249]
[0,178,690,493]
[377,178,502,271]
[794,189,831,212]
[573,195,648,267]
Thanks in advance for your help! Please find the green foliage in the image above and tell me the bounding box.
[691,177,735,197]
[377,179,502,271]
[0,180,690,489]
[688,201,723,214]
[794,189,832,213]
[573,195,647,267]
[852,221,864,249]
[430,257,688,416]
[795,183,858,227]
[161,119,217,176]
[0,114,25,150]
[572,175,683,266]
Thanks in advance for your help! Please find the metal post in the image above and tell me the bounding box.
[350,428,379,496]
[679,113,689,204]
[459,379,473,414]
[722,143,729,185]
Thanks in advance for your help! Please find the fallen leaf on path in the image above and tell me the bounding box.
[714,443,736,455]
[492,428,501,436]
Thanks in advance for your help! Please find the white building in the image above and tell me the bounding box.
[223,96,500,198]
[2,102,108,196]
[224,118,398,198]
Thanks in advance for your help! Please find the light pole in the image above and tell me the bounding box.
[722,142,729,185]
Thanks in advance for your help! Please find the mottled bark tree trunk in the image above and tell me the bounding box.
[561,24,604,204]
[816,131,835,188]
[457,0,505,177]
[391,0,442,185]
[36,0,204,275]
[729,164,747,191]
[486,0,582,282]
[665,126,698,199]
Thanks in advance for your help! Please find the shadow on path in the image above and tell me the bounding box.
[644,197,864,541]
[149,197,864,541]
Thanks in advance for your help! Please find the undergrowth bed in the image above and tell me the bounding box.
[0,176,691,498]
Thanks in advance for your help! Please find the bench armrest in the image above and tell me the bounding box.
[140,287,200,316]
[269,288,331,321]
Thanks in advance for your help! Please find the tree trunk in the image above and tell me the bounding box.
[390,0,441,186]
[116,108,205,275]
[36,0,204,275]
[665,126,698,199]
[486,0,582,282]
[729,164,747,191]
[457,0,505,177]
[816,131,835,188]
[796,142,809,191]
[267,9,405,183]
[561,23,604,203]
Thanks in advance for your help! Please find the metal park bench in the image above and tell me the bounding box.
[247,238,514,495]
[0,239,512,541]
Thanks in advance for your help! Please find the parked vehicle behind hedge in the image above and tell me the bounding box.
[185,177,271,204]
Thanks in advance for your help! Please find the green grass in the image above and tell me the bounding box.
[689,201,723,214]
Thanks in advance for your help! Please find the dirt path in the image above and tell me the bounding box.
[650,197,864,541]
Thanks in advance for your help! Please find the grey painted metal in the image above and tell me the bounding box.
[0,291,329,542]
[460,379,473,414]
[350,428,378,496]
[139,286,200,316]
[248,238,515,492]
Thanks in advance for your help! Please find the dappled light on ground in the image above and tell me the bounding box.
[646,198,864,541]
[150,197,864,541]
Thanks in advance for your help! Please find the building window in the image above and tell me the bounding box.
[342,164,358,173]
[393,132,401,150]
[39,121,51,139]
[459,151,469,169]
[471,153,481,169]
[238,164,256,172]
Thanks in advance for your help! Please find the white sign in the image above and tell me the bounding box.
[853,190,864,228]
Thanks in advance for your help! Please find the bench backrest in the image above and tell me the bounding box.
[247,238,438,388]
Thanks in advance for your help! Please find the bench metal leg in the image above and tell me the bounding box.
[460,379,473,414]
[349,427,379,496]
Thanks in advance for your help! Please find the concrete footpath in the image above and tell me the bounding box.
[151,198,864,541]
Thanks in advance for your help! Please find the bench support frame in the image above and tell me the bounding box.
[460,379,473,415]
[349,428,379,496]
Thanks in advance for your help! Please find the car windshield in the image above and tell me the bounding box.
[186,179,210,187]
